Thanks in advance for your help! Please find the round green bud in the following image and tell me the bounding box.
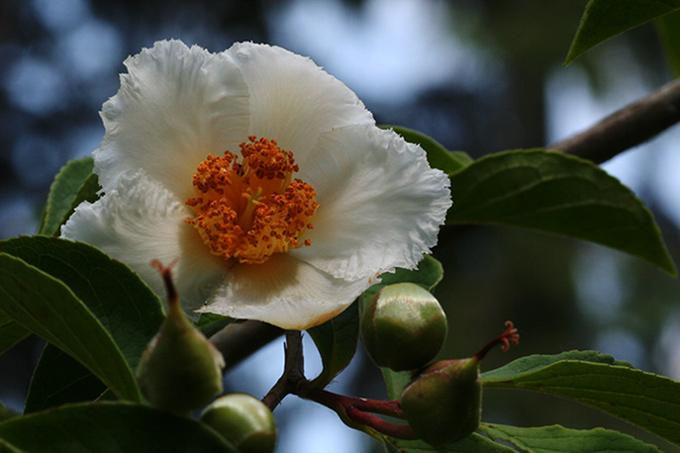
[399,358,482,446]
[136,300,225,416]
[200,394,277,453]
[360,282,447,371]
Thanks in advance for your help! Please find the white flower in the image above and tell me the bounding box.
[62,40,451,330]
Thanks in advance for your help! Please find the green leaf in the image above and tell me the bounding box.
[0,402,235,452]
[0,236,165,372]
[479,423,661,452]
[381,368,412,401]
[197,313,234,338]
[447,149,676,275]
[481,350,633,381]
[38,157,97,237]
[307,301,360,388]
[656,9,680,78]
[0,253,140,402]
[0,439,23,453]
[385,433,516,452]
[24,345,108,414]
[0,316,28,356]
[384,125,472,175]
[565,0,680,65]
[363,255,444,305]
[483,350,680,446]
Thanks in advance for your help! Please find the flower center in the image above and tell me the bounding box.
[186,136,318,265]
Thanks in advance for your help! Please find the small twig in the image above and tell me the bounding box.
[295,385,416,439]
[344,407,418,440]
[262,330,305,410]
[299,387,406,419]
[548,78,680,164]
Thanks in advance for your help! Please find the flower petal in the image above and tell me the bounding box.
[227,42,374,163]
[95,40,250,201]
[61,171,227,315]
[198,253,372,330]
[293,125,452,281]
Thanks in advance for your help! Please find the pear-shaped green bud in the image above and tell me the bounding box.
[200,393,278,453]
[399,322,519,446]
[400,357,481,445]
[361,282,447,371]
[136,261,225,416]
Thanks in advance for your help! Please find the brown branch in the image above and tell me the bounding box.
[548,78,680,164]
[261,330,305,410]
[209,321,283,373]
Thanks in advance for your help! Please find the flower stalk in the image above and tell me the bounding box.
[296,386,417,440]
[262,330,305,410]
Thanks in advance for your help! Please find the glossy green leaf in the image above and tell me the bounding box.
[38,157,96,237]
[0,236,164,371]
[0,316,28,356]
[447,149,676,275]
[363,255,444,305]
[59,173,100,230]
[481,350,633,381]
[656,9,680,78]
[307,301,360,388]
[479,423,661,452]
[483,350,680,445]
[0,402,235,452]
[565,0,680,65]
[385,433,516,453]
[0,253,140,402]
[24,345,108,414]
[0,236,165,409]
[385,125,472,175]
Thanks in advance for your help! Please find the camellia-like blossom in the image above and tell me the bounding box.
[62,40,452,330]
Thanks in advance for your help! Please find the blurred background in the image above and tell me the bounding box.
[1,0,680,451]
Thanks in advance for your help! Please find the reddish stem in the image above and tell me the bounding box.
[303,387,405,418]
[345,407,418,440]
[474,321,520,361]
[297,385,415,439]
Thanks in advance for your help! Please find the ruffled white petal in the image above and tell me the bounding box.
[198,253,373,330]
[292,126,452,281]
[66,40,452,331]
[61,171,227,315]
[227,42,374,164]
[95,40,250,201]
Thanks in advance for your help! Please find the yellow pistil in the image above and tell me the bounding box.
[186,136,318,264]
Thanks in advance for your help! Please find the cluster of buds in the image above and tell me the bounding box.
[136,265,516,449]
[359,282,519,445]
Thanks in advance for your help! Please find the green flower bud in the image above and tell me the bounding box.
[136,261,225,416]
[200,394,278,453]
[360,282,447,371]
[399,322,519,446]
[399,357,481,445]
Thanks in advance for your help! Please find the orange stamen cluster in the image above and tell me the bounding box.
[186,137,318,264]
